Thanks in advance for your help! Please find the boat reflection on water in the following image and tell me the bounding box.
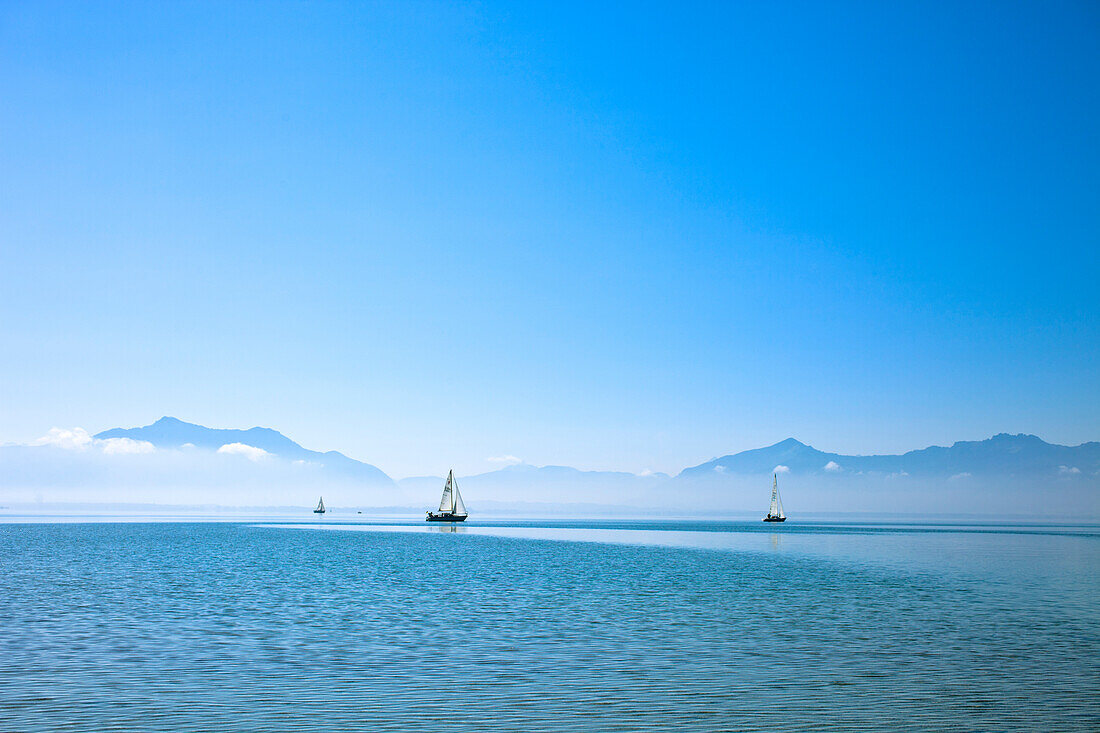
[769,532,782,551]
[433,524,465,534]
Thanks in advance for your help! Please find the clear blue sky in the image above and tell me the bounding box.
[1,1,1097,478]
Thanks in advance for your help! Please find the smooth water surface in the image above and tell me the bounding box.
[1,519,1097,731]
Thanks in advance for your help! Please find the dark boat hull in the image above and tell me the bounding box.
[426,513,468,522]
[763,516,786,522]
[313,510,325,514]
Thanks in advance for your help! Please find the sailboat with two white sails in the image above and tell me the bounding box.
[426,469,468,522]
[763,474,786,522]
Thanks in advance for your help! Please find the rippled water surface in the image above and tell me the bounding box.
[2,518,1098,731]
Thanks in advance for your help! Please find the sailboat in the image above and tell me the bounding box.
[426,470,468,522]
[763,474,786,522]
[313,496,326,514]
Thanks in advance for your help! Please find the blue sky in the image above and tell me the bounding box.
[1,1,1097,478]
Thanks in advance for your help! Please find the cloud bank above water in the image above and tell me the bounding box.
[32,427,156,455]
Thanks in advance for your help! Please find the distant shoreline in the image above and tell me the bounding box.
[1,502,1096,524]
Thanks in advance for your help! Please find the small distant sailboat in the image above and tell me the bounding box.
[313,496,326,514]
[426,470,468,522]
[763,474,786,522]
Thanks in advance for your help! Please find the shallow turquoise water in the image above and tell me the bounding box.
[1,519,1097,731]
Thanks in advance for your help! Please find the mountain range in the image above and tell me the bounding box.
[96,417,392,486]
[1,417,1097,515]
[679,433,1100,478]
[94,419,1100,484]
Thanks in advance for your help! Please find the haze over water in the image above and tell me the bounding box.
[2,517,1097,731]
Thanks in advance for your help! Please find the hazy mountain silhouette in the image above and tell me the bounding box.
[95,417,393,486]
[3,421,1096,515]
[679,433,1100,478]
[402,434,1097,515]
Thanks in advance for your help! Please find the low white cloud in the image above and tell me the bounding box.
[714,465,726,473]
[773,465,790,474]
[32,428,154,456]
[638,469,654,477]
[33,427,94,450]
[824,461,841,472]
[181,442,196,449]
[100,437,155,455]
[487,455,522,465]
[217,443,271,461]
[1059,465,1081,475]
[949,472,972,481]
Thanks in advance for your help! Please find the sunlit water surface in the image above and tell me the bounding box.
[1,518,1097,731]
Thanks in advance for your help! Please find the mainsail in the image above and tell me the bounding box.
[438,472,453,513]
[315,496,325,512]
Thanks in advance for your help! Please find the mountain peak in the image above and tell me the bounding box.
[990,433,1045,443]
[773,437,808,449]
[948,433,1050,450]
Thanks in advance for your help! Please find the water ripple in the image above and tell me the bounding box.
[0,521,1097,731]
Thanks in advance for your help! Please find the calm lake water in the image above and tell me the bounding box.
[1,517,1097,731]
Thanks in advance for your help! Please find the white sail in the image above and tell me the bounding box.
[438,471,454,512]
[769,475,779,517]
[775,483,785,519]
[315,496,325,512]
[452,477,467,516]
